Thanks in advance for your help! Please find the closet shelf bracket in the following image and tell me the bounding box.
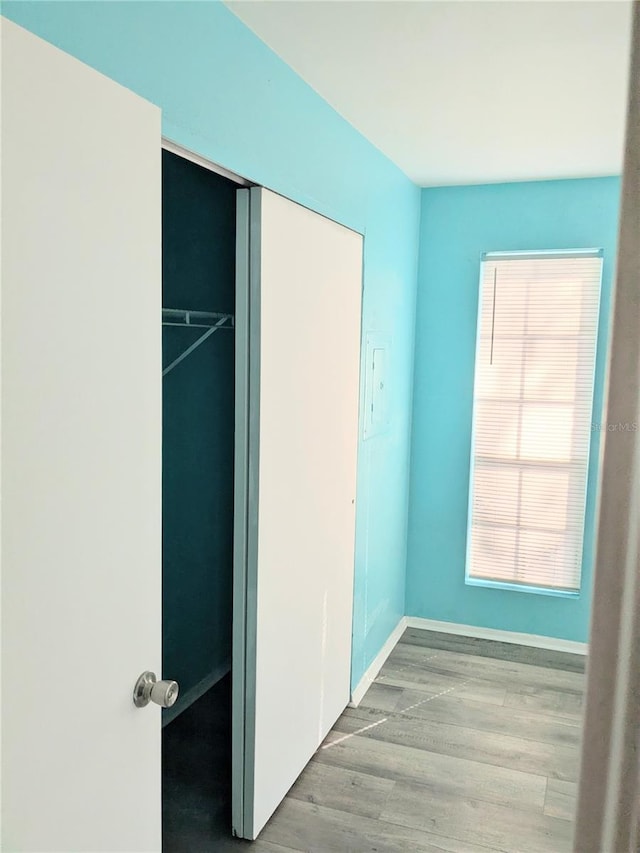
[162,308,234,377]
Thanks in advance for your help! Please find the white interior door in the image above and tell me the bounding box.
[1,19,162,852]
[233,188,363,840]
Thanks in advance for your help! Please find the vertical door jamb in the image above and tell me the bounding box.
[232,188,250,837]
[232,187,262,840]
[574,6,640,851]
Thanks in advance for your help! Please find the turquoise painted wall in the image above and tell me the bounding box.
[406,177,621,642]
[4,1,421,688]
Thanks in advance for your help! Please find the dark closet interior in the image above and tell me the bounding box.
[161,149,238,851]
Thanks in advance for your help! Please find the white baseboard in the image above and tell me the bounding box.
[350,616,408,707]
[162,658,232,726]
[405,616,588,655]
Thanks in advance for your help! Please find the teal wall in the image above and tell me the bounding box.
[406,177,621,642]
[4,2,421,689]
[162,151,235,707]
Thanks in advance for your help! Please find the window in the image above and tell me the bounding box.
[466,250,603,594]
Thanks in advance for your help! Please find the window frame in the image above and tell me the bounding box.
[464,248,604,598]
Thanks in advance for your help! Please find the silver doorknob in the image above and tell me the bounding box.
[133,671,179,708]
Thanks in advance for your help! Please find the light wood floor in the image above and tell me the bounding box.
[249,627,586,853]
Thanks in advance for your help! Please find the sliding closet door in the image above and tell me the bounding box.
[233,188,363,840]
[2,19,161,851]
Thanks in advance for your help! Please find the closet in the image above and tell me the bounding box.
[160,149,238,848]
[159,151,365,847]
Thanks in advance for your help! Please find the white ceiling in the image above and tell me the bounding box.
[226,0,632,186]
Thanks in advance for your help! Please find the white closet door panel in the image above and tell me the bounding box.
[234,188,362,839]
[1,19,161,852]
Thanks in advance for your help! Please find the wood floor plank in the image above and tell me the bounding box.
[314,730,547,812]
[504,684,584,720]
[261,797,499,853]
[384,836,506,853]
[357,681,405,712]
[380,781,574,853]
[377,662,508,706]
[287,761,395,819]
[334,706,579,782]
[544,779,578,822]
[399,628,586,673]
[389,642,586,694]
[216,839,299,853]
[383,688,581,748]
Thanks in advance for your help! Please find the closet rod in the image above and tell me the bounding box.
[162,308,235,330]
[162,309,234,378]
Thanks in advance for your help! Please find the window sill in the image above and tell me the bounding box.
[465,577,581,599]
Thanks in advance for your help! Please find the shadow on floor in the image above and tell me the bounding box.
[163,674,252,852]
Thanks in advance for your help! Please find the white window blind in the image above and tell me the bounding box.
[466,250,603,593]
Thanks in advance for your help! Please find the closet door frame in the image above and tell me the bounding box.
[160,136,252,829]
[232,186,253,834]
[161,138,250,188]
